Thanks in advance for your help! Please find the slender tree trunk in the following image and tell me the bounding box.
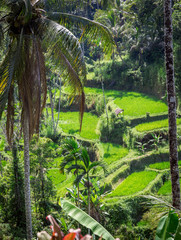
[12,143,23,227]
[49,90,56,135]
[24,112,33,239]
[87,174,90,234]
[164,0,181,209]
[101,78,109,140]
[55,78,62,131]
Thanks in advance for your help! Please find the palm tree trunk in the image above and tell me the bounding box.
[24,111,33,239]
[164,0,181,209]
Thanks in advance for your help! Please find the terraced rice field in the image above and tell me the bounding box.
[148,160,181,170]
[135,119,181,132]
[101,143,129,164]
[108,171,158,197]
[158,179,181,195]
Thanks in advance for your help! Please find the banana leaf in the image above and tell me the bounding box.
[61,199,115,240]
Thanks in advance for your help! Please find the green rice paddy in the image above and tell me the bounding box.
[114,92,167,117]
[109,171,158,197]
[58,112,99,140]
[45,88,173,198]
[158,178,181,195]
[136,119,181,132]
[84,88,168,117]
[149,161,181,170]
[102,143,129,164]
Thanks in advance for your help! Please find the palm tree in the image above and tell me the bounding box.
[164,0,181,209]
[0,1,114,239]
[70,147,106,218]
[60,137,81,207]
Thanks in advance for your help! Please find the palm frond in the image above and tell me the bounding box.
[61,137,79,151]
[6,84,14,145]
[89,161,106,174]
[36,17,86,131]
[0,38,20,119]
[67,164,85,173]
[19,35,46,138]
[47,12,115,56]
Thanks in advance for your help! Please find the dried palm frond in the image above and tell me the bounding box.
[6,84,14,145]
[0,38,20,118]
[19,36,46,138]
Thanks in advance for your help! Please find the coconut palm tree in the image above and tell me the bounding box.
[164,0,181,209]
[0,1,114,239]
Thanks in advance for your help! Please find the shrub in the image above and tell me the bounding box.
[98,113,128,144]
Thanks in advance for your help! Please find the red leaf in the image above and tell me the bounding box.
[63,233,76,240]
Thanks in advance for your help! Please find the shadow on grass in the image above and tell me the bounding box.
[69,129,79,134]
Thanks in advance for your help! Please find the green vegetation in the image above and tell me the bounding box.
[114,92,168,117]
[59,112,99,140]
[158,179,181,195]
[1,0,181,238]
[149,160,181,170]
[47,169,67,186]
[136,118,181,132]
[102,143,129,164]
[109,171,158,197]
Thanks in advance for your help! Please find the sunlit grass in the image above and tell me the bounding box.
[114,92,167,117]
[102,142,129,164]
[108,171,158,197]
[136,118,181,132]
[59,112,99,140]
[84,88,167,117]
[149,161,181,170]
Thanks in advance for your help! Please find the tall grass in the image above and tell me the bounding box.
[108,171,158,197]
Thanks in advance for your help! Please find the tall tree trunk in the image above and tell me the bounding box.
[24,111,33,239]
[12,143,25,227]
[87,174,91,235]
[49,90,56,135]
[55,78,62,131]
[164,0,181,209]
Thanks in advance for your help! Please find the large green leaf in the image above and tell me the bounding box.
[155,210,178,240]
[174,219,181,240]
[61,199,115,240]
